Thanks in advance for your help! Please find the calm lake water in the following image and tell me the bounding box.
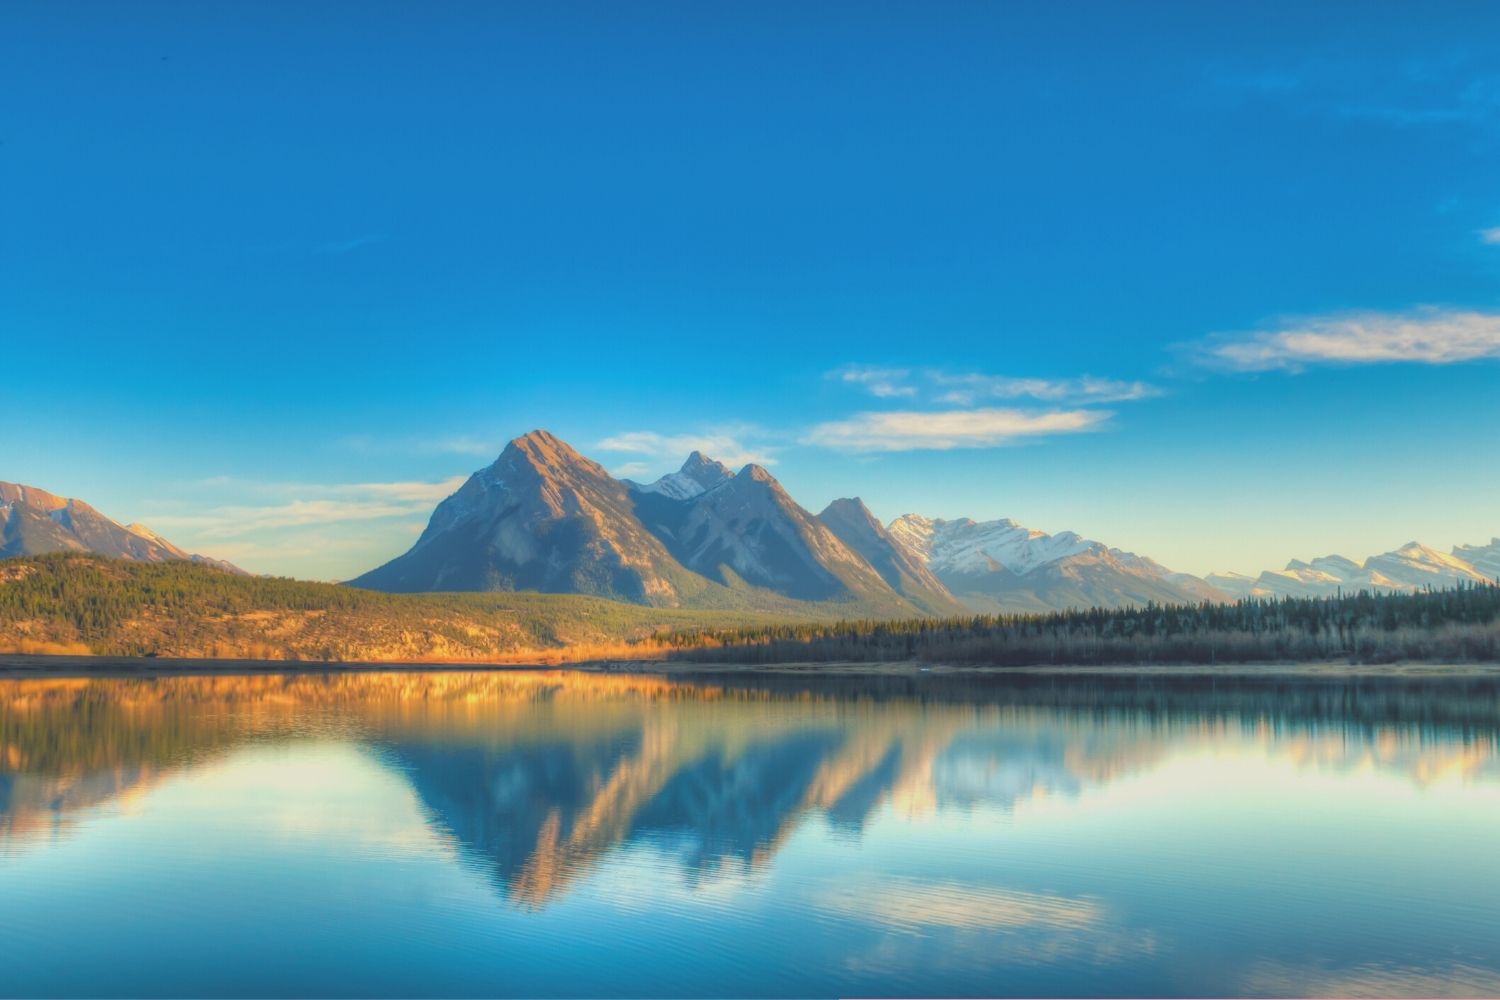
[3,668,1500,998]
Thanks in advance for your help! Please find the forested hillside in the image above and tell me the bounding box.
[3,553,1497,666]
[0,554,794,661]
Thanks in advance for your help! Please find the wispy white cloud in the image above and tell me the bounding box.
[148,500,423,536]
[595,429,775,468]
[934,374,1161,406]
[337,478,467,502]
[833,365,1158,406]
[1191,308,1500,372]
[146,477,465,538]
[803,407,1110,452]
[832,366,918,399]
[1480,226,1500,245]
[610,461,651,479]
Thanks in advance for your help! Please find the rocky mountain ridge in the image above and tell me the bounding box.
[349,430,1228,615]
[886,513,1226,613]
[0,481,242,573]
[1208,540,1500,600]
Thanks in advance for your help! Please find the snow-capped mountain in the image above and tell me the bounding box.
[1455,539,1500,580]
[889,515,1095,575]
[631,451,733,500]
[1208,541,1498,600]
[0,481,242,573]
[886,513,1226,613]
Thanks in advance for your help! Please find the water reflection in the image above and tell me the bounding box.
[6,670,1500,998]
[4,669,1498,910]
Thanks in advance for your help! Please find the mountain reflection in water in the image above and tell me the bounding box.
[2,668,1500,995]
[4,670,1498,909]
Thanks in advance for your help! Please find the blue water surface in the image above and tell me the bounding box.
[2,668,1498,998]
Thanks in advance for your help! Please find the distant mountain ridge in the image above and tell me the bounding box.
[349,430,1228,615]
[886,513,1225,613]
[0,481,242,573]
[1208,540,1500,600]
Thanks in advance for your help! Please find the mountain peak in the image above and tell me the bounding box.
[495,430,613,483]
[633,450,734,501]
[678,451,733,485]
[505,429,581,462]
[737,463,778,484]
[356,430,690,602]
[0,480,240,572]
[820,497,879,528]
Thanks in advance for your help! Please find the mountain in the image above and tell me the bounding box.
[0,481,241,573]
[350,430,1240,616]
[638,465,918,613]
[886,513,1225,613]
[1208,541,1498,600]
[816,499,967,616]
[353,433,925,615]
[1455,539,1500,581]
[630,451,733,500]
[349,431,717,605]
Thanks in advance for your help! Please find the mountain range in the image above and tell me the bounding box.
[1207,540,1500,600]
[349,430,1230,615]
[0,482,242,574]
[349,431,939,616]
[8,431,1496,616]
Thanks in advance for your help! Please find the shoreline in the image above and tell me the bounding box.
[2,652,1498,680]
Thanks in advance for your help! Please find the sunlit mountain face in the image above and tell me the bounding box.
[3,669,1500,997]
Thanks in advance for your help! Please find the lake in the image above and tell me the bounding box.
[2,667,1499,998]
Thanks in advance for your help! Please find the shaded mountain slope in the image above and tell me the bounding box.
[638,465,920,614]
[816,498,967,616]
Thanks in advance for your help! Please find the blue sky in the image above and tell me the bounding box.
[4,1,1500,580]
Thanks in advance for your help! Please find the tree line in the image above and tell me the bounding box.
[652,580,1500,666]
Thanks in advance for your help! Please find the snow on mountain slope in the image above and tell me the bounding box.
[1210,540,1496,599]
[1366,543,1489,589]
[887,514,1095,576]
[887,513,1225,613]
[631,451,733,501]
[1455,539,1500,580]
